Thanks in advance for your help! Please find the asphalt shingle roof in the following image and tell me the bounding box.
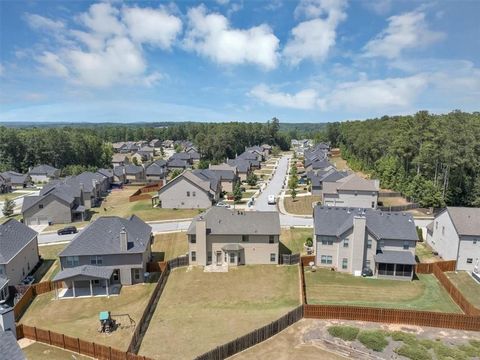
[0,331,25,360]
[374,250,416,265]
[313,206,418,241]
[1,171,28,185]
[59,215,151,257]
[446,207,480,236]
[53,265,114,282]
[28,164,58,176]
[0,219,37,264]
[187,207,280,235]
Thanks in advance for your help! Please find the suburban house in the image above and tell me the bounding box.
[322,174,379,209]
[53,215,152,298]
[156,170,220,209]
[0,174,11,194]
[227,159,251,181]
[28,164,60,183]
[305,159,334,174]
[149,139,162,148]
[112,142,126,153]
[314,206,419,280]
[208,167,238,193]
[244,146,265,161]
[236,151,261,168]
[112,154,129,167]
[187,207,280,267]
[167,158,190,171]
[22,183,86,225]
[97,168,114,186]
[309,169,349,195]
[145,160,167,182]
[113,167,127,185]
[0,219,39,285]
[162,140,174,148]
[115,164,146,183]
[1,171,30,189]
[426,207,480,272]
[131,151,152,164]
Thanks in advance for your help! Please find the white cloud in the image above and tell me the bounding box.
[122,6,182,49]
[363,11,445,59]
[215,0,230,4]
[183,5,279,69]
[24,13,65,31]
[26,2,182,87]
[249,84,324,110]
[362,0,392,15]
[284,0,347,65]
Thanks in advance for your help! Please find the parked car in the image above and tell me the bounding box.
[361,267,373,277]
[57,226,78,235]
[216,201,231,208]
[268,195,276,205]
[21,276,35,285]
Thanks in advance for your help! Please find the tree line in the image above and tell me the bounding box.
[324,111,480,207]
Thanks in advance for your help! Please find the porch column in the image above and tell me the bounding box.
[106,279,109,297]
[55,282,58,299]
[72,281,76,298]
[90,280,93,296]
[393,264,397,277]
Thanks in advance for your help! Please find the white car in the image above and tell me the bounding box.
[267,195,276,205]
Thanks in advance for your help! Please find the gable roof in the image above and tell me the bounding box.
[29,164,58,177]
[124,164,144,175]
[323,174,379,194]
[192,169,220,192]
[445,207,480,236]
[22,189,75,213]
[59,215,151,257]
[227,159,250,172]
[167,158,189,168]
[0,331,25,360]
[158,170,215,197]
[1,171,29,185]
[97,168,113,178]
[145,161,166,176]
[209,169,236,181]
[313,206,418,241]
[0,219,38,264]
[112,153,128,162]
[187,207,280,235]
[53,265,114,282]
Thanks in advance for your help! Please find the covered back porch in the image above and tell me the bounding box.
[374,250,416,280]
[52,265,121,299]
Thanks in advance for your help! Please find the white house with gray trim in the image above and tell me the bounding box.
[314,206,418,280]
[53,215,152,298]
[0,219,39,287]
[187,207,280,267]
[426,207,480,272]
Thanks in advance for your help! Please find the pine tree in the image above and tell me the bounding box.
[2,197,15,217]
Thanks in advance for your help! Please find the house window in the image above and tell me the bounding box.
[343,239,349,248]
[269,235,275,244]
[207,252,212,263]
[133,269,141,281]
[270,253,276,262]
[467,258,473,264]
[371,202,375,208]
[403,241,410,250]
[191,251,196,262]
[190,235,196,243]
[39,204,44,209]
[192,191,196,197]
[229,253,235,264]
[186,191,190,197]
[66,256,79,267]
[242,235,249,242]
[320,255,333,264]
[342,258,348,269]
[90,256,103,265]
[442,226,445,236]
[321,239,334,245]
[367,239,372,249]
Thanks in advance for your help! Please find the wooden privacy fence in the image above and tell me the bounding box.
[14,281,59,321]
[194,305,304,360]
[146,255,189,273]
[129,181,163,202]
[378,203,419,212]
[17,324,153,360]
[303,305,480,332]
[280,253,300,265]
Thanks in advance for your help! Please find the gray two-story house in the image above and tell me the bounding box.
[28,164,60,183]
[322,174,380,209]
[53,215,152,298]
[314,206,419,280]
[188,207,280,267]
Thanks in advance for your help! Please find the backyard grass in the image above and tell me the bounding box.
[34,244,66,282]
[378,196,410,207]
[445,271,480,309]
[280,228,313,255]
[415,242,441,263]
[20,281,158,351]
[304,269,461,313]
[139,265,300,359]
[151,231,188,261]
[284,195,322,215]
[0,191,29,201]
[23,341,93,360]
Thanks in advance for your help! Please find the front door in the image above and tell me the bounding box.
[216,251,223,266]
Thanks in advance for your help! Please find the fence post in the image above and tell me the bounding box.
[34,326,38,341]
[48,330,51,345]
[62,334,65,349]
[77,338,80,354]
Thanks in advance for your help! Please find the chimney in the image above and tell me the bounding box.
[120,227,128,252]
[351,214,367,274]
[0,303,16,337]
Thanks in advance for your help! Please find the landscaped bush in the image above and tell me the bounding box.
[419,339,469,360]
[305,237,313,247]
[357,330,389,352]
[395,344,432,360]
[391,331,417,345]
[327,325,359,341]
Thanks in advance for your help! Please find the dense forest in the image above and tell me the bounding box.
[325,111,480,207]
[0,118,291,172]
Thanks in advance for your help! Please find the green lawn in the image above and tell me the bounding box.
[20,280,158,351]
[305,269,461,313]
[151,231,188,261]
[445,271,480,309]
[139,265,300,359]
[23,342,93,360]
[33,244,65,282]
[280,228,313,255]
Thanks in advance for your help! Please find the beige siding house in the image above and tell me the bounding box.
[322,174,379,209]
[187,207,280,267]
[314,206,418,280]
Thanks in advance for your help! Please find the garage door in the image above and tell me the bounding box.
[30,217,48,225]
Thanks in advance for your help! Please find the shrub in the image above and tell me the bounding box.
[327,325,359,341]
[305,237,313,247]
[357,330,389,352]
[391,331,417,345]
[395,344,432,360]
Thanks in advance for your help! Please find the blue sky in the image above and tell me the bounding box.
[0,0,479,123]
